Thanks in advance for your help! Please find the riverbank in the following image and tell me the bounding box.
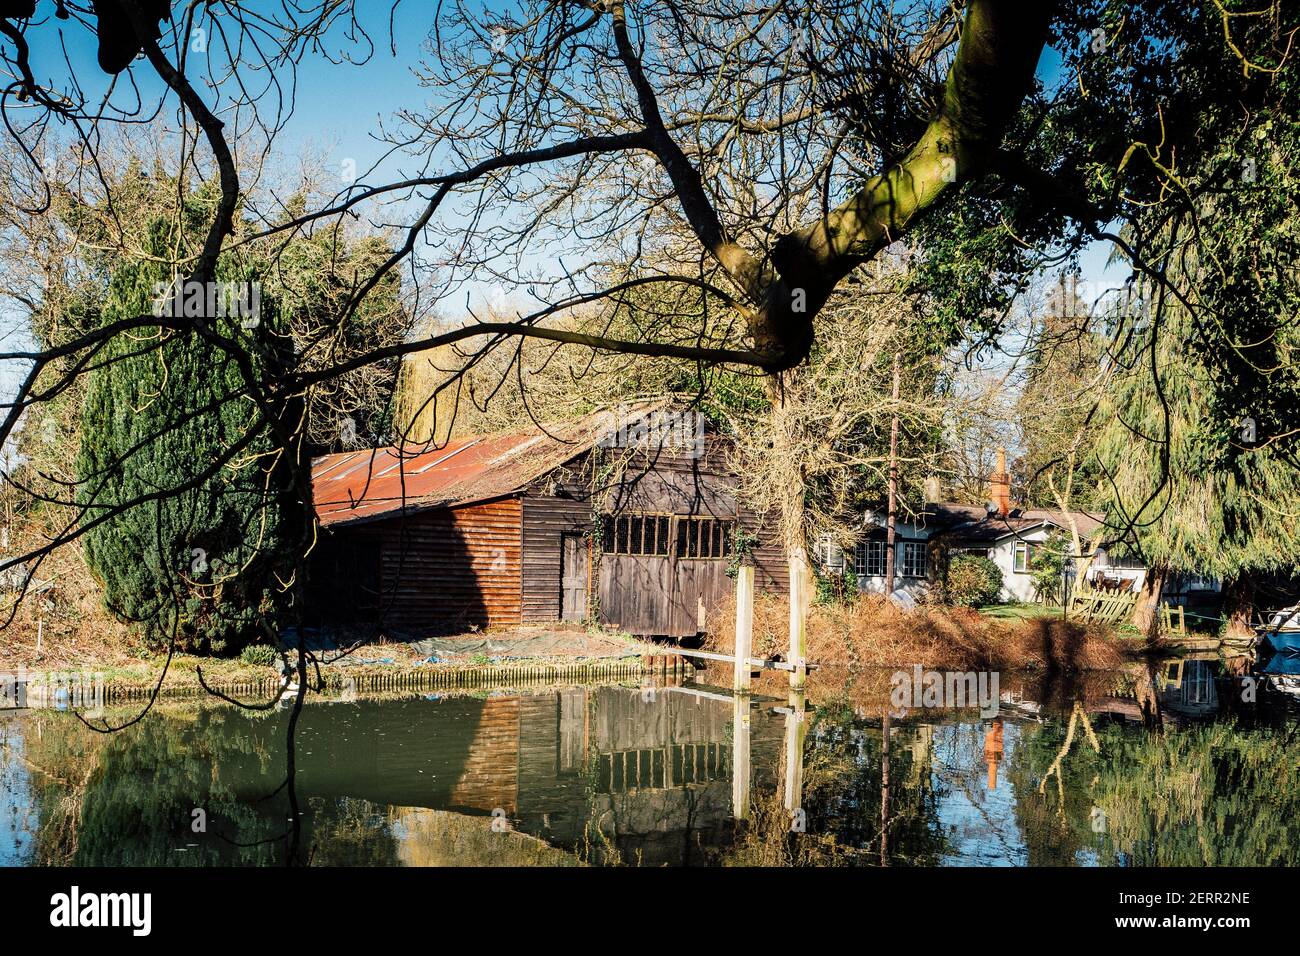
[0,623,670,701]
[705,592,1174,673]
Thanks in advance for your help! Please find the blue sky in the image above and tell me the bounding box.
[2,6,1126,421]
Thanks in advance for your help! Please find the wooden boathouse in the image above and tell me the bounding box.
[308,406,787,637]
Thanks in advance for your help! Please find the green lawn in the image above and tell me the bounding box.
[978,602,1062,621]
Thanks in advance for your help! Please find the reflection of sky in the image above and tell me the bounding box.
[930,722,1028,866]
[0,720,37,866]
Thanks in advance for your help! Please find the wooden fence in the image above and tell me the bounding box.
[1066,588,1140,624]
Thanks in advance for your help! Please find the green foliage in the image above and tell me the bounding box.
[724,527,759,578]
[239,644,278,667]
[945,553,1003,607]
[75,216,305,655]
[813,561,858,606]
[1028,531,1069,604]
[1091,301,1300,580]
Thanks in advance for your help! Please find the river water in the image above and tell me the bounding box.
[1,656,1297,866]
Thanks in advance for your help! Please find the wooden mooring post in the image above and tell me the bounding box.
[788,548,809,690]
[734,556,755,692]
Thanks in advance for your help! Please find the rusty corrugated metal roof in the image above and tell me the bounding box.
[311,405,657,528]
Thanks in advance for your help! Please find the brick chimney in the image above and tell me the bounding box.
[990,447,1011,516]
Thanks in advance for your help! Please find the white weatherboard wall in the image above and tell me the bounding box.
[983,526,1052,603]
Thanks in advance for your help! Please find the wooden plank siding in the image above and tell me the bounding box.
[374,497,523,633]
[520,496,590,624]
[313,429,788,636]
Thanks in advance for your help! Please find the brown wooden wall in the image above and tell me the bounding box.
[317,432,788,636]
[325,498,523,634]
[518,436,789,634]
[520,496,589,624]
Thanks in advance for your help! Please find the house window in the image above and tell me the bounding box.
[675,517,734,559]
[1013,541,1035,573]
[601,514,671,556]
[900,542,927,578]
[853,540,887,577]
[1184,574,1216,591]
[817,534,845,571]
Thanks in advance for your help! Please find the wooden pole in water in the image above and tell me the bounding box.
[734,555,754,692]
[881,706,891,866]
[732,694,751,821]
[783,689,807,819]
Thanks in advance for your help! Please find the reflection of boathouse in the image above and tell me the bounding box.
[275,685,785,864]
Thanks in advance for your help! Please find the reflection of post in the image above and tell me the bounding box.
[732,695,752,821]
[783,690,808,821]
[881,707,891,866]
[734,556,754,692]
[984,718,1004,790]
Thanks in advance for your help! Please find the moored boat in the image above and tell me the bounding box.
[1258,606,1300,655]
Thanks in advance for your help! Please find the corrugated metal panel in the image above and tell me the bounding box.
[311,406,659,528]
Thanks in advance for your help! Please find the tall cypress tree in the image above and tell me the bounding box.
[76,213,305,654]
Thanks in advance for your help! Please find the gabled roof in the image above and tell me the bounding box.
[936,504,1105,543]
[311,403,665,528]
[864,502,1105,542]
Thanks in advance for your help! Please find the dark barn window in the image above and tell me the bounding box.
[675,517,734,559]
[601,514,671,556]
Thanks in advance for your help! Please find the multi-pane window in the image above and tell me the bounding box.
[900,542,928,578]
[853,540,887,577]
[675,517,734,559]
[601,514,671,556]
[601,514,735,559]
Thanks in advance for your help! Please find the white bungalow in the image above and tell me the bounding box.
[822,449,1220,606]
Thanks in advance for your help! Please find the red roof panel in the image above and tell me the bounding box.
[311,407,653,527]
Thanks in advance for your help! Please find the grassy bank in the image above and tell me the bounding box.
[705,593,1141,674]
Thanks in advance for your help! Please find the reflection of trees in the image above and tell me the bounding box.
[1008,714,1300,866]
[724,706,947,866]
[20,708,399,866]
[1094,722,1300,866]
[306,798,400,866]
[1006,719,1104,866]
[24,709,283,865]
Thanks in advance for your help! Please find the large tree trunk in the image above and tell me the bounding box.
[1221,575,1257,641]
[1132,566,1167,637]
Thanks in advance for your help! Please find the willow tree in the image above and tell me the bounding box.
[1092,298,1300,636]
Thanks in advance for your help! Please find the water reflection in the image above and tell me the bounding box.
[0,652,1295,867]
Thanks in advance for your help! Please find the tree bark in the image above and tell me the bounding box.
[1221,575,1257,641]
[767,375,809,688]
[884,353,901,596]
[616,0,1054,370]
[1132,566,1167,637]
